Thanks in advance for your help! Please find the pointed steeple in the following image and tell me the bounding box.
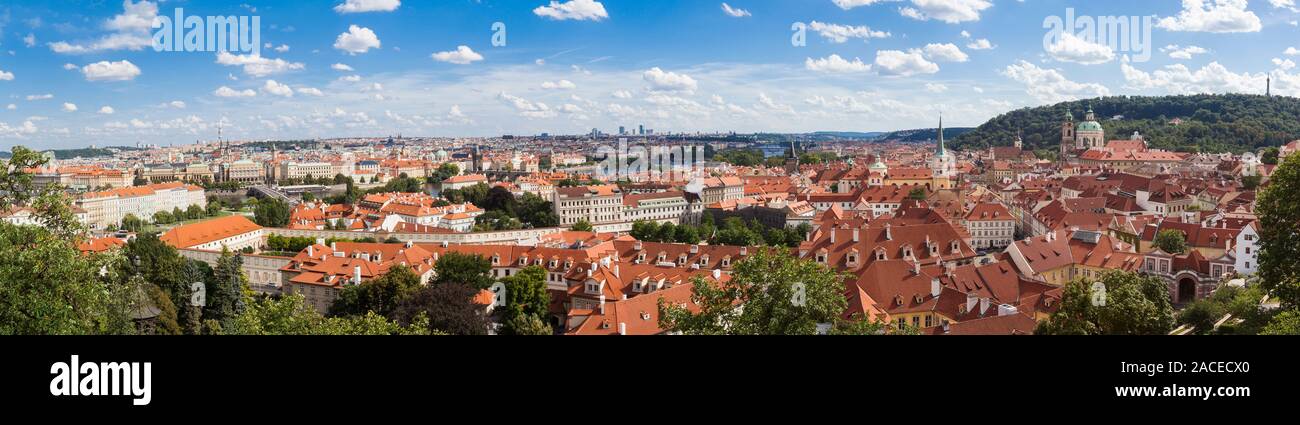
[937,114,946,155]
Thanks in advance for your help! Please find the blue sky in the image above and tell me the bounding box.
[2,0,1300,149]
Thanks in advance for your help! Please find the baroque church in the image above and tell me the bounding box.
[1060,107,1105,159]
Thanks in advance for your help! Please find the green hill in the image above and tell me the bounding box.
[879,127,974,143]
[951,94,1300,154]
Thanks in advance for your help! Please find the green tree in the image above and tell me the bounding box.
[205,249,249,329]
[1036,271,1175,335]
[1261,310,1300,335]
[329,264,423,318]
[228,293,433,335]
[394,282,489,335]
[572,219,594,232]
[253,197,291,227]
[499,266,550,335]
[152,210,174,225]
[659,249,849,335]
[1256,153,1300,309]
[502,314,551,335]
[1153,229,1188,254]
[121,214,145,233]
[434,251,495,290]
[908,187,928,200]
[0,223,135,335]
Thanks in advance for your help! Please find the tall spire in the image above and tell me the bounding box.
[937,113,946,155]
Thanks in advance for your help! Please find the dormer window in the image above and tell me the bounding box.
[847,251,859,266]
[929,244,938,256]
[519,257,528,266]
[699,255,710,266]
[875,248,887,261]
[657,252,667,263]
[902,246,913,259]
[721,256,731,267]
[816,249,828,264]
[951,241,960,253]
[677,254,688,266]
[549,259,558,268]
[636,253,646,263]
[565,260,574,269]
[491,255,500,265]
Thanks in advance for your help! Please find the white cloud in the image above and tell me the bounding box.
[1002,60,1110,103]
[48,0,157,53]
[63,63,78,71]
[262,80,294,97]
[612,90,634,99]
[431,46,484,65]
[62,103,78,112]
[339,75,363,83]
[923,43,969,62]
[98,106,115,114]
[0,69,12,81]
[334,0,402,14]
[334,25,382,54]
[831,0,890,10]
[1121,61,1264,94]
[542,79,578,90]
[216,52,305,77]
[925,83,949,93]
[874,49,939,76]
[1162,44,1210,60]
[721,3,751,17]
[81,60,142,81]
[498,92,556,118]
[332,63,355,72]
[805,54,873,73]
[643,67,698,93]
[1046,32,1116,65]
[298,87,325,97]
[23,34,36,48]
[1157,0,1261,33]
[808,21,890,43]
[5,104,15,110]
[167,101,187,109]
[534,0,609,21]
[214,86,257,98]
[899,0,993,24]
[26,94,54,101]
[966,38,994,50]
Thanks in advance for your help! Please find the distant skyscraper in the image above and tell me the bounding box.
[639,125,645,136]
[619,126,626,135]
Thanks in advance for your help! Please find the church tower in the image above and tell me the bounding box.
[930,115,955,179]
[1075,107,1105,151]
[1060,110,1075,159]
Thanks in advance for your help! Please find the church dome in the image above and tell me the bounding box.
[1077,120,1103,132]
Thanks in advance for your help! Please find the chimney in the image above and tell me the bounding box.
[852,228,860,242]
[353,266,362,285]
[307,245,313,258]
[316,238,326,246]
[945,261,956,277]
[712,269,722,280]
[331,242,337,251]
[830,230,837,244]
[405,240,414,248]
[930,278,941,298]
[598,294,606,314]
[618,322,627,335]
[613,265,620,278]
[885,224,892,240]
[966,293,978,314]
[912,262,921,276]
[980,297,991,315]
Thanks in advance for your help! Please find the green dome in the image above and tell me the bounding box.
[1077,121,1103,132]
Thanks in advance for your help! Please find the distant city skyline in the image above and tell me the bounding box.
[2,0,1299,149]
